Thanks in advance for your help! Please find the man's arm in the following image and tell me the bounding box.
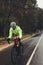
[18,27,22,39]
[7,27,13,43]
[8,27,13,38]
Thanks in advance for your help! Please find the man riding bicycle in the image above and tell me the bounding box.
[7,22,22,59]
[7,21,22,43]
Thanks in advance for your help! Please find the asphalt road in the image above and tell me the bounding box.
[30,34,43,65]
[0,35,41,65]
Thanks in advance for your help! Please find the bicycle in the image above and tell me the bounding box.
[7,35,23,65]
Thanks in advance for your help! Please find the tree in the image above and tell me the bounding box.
[0,0,38,36]
[37,8,43,30]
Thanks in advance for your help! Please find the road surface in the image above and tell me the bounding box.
[0,34,41,65]
[30,34,43,65]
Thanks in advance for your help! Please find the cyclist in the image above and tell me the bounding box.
[7,21,22,42]
[7,21,23,56]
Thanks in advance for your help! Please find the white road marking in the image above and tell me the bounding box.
[26,34,43,65]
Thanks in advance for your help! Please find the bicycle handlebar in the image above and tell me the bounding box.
[7,36,19,44]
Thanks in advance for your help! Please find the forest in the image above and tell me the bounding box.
[0,0,43,37]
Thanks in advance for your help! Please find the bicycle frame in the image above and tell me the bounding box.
[13,35,20,47]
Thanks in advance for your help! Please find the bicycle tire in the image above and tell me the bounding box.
[11,44,24,65]
[11,46,18,65]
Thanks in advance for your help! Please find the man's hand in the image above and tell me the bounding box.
[7,38,10,44]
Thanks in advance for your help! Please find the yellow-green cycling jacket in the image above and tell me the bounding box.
[8,25,22,39]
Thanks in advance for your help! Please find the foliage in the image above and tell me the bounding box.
[0,0,43,37]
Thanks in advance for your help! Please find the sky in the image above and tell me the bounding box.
[37,0,43,9]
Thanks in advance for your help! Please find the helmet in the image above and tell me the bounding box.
[10,22,16,27]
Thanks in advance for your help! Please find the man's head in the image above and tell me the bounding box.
[10,22,16,29]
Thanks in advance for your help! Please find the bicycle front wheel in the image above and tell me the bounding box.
[11,46,18,65]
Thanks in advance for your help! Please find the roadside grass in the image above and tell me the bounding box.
[22,34,31,39]
[0,37,5,41]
